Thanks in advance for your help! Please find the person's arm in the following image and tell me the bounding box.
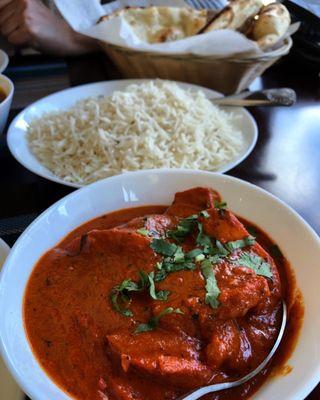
[0,0,100,56]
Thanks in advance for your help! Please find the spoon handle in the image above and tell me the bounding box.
[211,88,297,107]
[177,301,287,400]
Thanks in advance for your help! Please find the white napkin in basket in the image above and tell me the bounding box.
[54,0,296,58]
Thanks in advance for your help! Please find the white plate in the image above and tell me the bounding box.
[0,169,319,400]
[0,50,9,73]
[7,79,258,188]
[0,239,24,400]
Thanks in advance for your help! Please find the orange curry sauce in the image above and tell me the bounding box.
[23,188,303,400]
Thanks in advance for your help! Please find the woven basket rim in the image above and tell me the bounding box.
[100,37,292,62]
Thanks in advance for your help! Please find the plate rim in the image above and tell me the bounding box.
[6,79,258,188]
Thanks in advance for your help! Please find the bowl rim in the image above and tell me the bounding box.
[0,168,319,400]
[0,74,14,106]
[0,50,9,74]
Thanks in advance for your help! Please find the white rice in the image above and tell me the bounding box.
[27,81,244,185]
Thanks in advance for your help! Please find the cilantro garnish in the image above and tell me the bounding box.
[224,236,255,252]
[154,269,167,282]
[110,279,140,317]
[211,240,229,257]
[111,271,171,315]
[150,239,198,278]
[196,221,212,254]
[201,259,221,309]
[186,248,203,259]
[237,252,273,278]
[214,200,227,210]
[199,210,210,219]
[150,239,178,256]
[166,215,198,242]
[134,307,184,334]
[147,271,170,301]
[160,258,196,274]
[136,228,149,236]
[195,253,205,262]
[173,246,185,263]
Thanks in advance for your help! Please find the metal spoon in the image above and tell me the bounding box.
[177,300,287,400]
[210,88,296,107]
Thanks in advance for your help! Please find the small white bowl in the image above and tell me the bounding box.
[0,169,319,400]
[0,74,14,134]
[0,50,9,74]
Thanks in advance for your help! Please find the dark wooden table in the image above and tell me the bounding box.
[0,51,319,399]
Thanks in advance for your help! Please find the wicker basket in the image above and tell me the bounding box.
[100,38,292,94]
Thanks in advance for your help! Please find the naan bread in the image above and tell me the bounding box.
[203,0,264,33]
[251,3,291,50]
[99,6,208,43]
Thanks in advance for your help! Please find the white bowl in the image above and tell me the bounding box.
[0,74,14,134]
[0,239,24,400]
[0,169,319,400]
[0,50,9,74]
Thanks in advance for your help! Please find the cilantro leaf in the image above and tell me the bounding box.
[166,217,197,242]
[214,200,227,210]
[199,210,210,219]
[110,288,134,317]
[134,307,184,334]
[173,246,185,263]
[150,239,178,257]
[185,248,203,259]
[110,278,144,316]
[237,252,273,279]
[147,271,157,300]
[154,270,167,282]
[111,269,171,316]
[136,228,149,236]
[155,290,170,300]
[208,255,223,264]
[212,240,229,257]
[138,271,149,288]
[195,253,205,262]
[147,271,170,301]
[224,236,255,252]
[162,260,196,273]
[196,222,212,254]
[151,237,197,278]
[201,259,220,309]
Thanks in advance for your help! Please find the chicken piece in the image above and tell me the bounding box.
[205,320,241,369]
[152,262,270,334]
[106,375,144,400]
[107,330,201,362]
[204,318,258,374]
[202,208,249,243]
[202,208,281,296]
[106,330,212,389]
[116,214,176,238]
[62,228,159,277]
[166,187,221,218]
[128,355,213,389]
[214,262,271,319]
